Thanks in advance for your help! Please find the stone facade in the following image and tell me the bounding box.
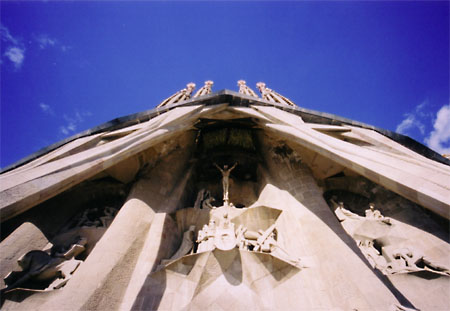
[1,83,449,310]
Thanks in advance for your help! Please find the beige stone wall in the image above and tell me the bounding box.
[1,103,448,310]
[255,132,405,310]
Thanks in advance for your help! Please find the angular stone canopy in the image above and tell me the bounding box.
[0,87,449,310]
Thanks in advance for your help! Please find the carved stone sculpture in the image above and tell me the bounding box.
[197,220,216,253]
[235,225,250,250]
[2,236,87,293]
[168,226,196,261]
[194,189,215,209]
[365,203,390,224]
[67,206,119,230]
[237,80,258,98]
[214,162,238,206]
[193,80,213,98]
[156,82,196,108]
[100,206,118,227]
[253,225,302,267]
[335,204,450,276]
[213,213,236,251]
[270,143,302,170]
[256,82,296,106]
[76,207,101,228]
[235,223,302,267]
[383,246,450,276]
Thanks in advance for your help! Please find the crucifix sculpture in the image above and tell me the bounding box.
[214,162,238,206]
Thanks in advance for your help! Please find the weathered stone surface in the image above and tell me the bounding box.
[1,88,448,310]
[0,223,48,288]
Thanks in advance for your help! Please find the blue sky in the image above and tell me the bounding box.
[1,1,449,168]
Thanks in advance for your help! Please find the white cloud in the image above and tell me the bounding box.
[40,103,50,111]
[34,33,72,53]
[1,24,19,45]
[60,114,77,135]
[59,110,92,136]
[395,99,432,137]
[35,34,56,49]
[424,104,450,155]
[1,24,25,69]
[60,45,72,52]
[60,126,69,135]
[39,103,55,115]
[4,47,25,69]
[396,113,425,135]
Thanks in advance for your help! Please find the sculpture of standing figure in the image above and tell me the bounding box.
[214,162,238,206]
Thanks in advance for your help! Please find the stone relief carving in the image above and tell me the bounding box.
[270,143,302,170]
[64,205,119,231]
[334,201,450,276]
[1,236,87,293]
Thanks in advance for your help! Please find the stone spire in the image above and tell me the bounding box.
[157,82,196,108]
[193,80,214,98]
[256,82,296,106]
[237,80,258,98]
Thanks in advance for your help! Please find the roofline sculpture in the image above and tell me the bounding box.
[256,82,296,106]
[237,80,258,98]
[193,80,214,98]
[156,82,196,108]
[2,84,448,175]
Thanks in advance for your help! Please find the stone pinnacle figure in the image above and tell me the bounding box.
[157,82,196,108]
[214,162,238,206]
[256,82,296,106]
[193,80,214,98]
[237,80,258,98]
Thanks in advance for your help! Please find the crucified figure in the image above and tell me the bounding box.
[214,162,238,206]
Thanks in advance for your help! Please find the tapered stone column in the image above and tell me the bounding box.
[120,213,178,311]
[39,182,156,311]
[253,134,408,310]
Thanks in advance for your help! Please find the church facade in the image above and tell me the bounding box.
[1,81,449,310]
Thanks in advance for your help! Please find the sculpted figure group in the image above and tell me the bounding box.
[194,189,215,210]
[2,204,120,293]
[333,199,450,277]
[2,236,87,294]
[163,211,302,268]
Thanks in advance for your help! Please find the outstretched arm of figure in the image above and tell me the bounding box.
[213,162,224,173]
[230,162,238,171]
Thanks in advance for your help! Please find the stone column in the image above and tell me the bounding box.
[120,213,178,310]
[39,184,156,311]
[255,134,405,310]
